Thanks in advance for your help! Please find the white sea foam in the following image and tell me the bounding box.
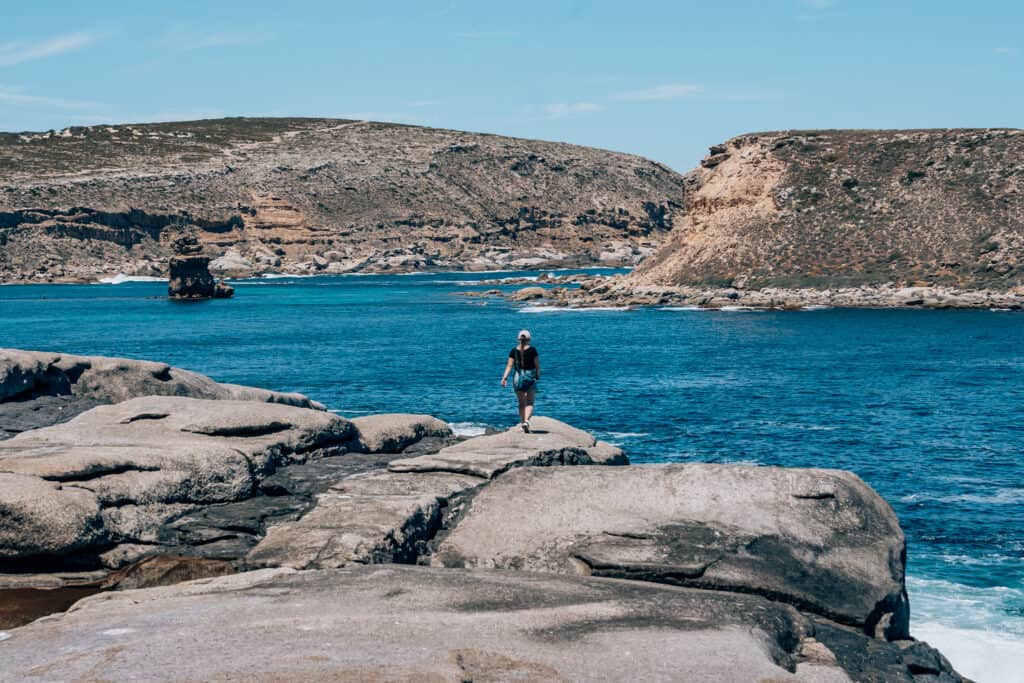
[719,305,766,312]
[911,622,1024,683]
[907,575,1024,681]
[800,305,833,310]
[258,273,317,279]
[449,422,489,437]
[444,276,541,286]
[519,305,631,313]
[658,305,706,311]
[96,274,164,284]
[901,488,1024,505]
[604,431,650,438]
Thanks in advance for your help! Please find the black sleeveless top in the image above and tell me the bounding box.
[509,346,539,370]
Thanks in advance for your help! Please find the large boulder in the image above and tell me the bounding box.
[0,565,963,682]
[351,413,453,453]
[0,473,103,558]
[432,464,910,640]
[0,349,324,439]
[247,419,626,569]
[388,416,627,478]
[0,396,355,563]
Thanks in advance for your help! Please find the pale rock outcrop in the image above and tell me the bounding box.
[247,417,626,569]
[0,396,355,563]
[247,471,482,569]
[0,473,104,558]
[432,464,909,640]
[0,348,324,439]
[208,247,254,277]
[351,413,453,453]
[388,415,627,477]
[509,285,548,301]
[0,565,962,682]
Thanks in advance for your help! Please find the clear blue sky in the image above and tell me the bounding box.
[2,0,1021,170]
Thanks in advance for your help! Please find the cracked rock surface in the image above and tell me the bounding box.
[431,464,910,641]
[0,565,962,683]
[0,396,355,567]
[246,416,626,569]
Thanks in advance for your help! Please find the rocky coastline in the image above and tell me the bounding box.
[0,118,682,284]
[0,348,967,681]
[460,273,1024,311]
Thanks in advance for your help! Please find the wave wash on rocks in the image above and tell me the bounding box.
[0,349,966,682]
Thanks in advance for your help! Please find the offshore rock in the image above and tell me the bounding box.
[167,254,233,300]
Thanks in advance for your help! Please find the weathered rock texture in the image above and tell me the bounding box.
[632,129,1024,291]
[432,464,909,641]
[0,348,322,439]
[0,565,964,682]
[0,118,684,282]
[247,416,626,569]
[351,413,452,453]
[388,415,627,478]
[0,396,356,567]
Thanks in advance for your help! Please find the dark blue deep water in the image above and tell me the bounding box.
[1,270,1021,680]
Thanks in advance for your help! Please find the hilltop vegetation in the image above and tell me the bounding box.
[0,117,684,282]
[634,128,1024,290]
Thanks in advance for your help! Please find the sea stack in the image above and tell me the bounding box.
[167,232,234,300]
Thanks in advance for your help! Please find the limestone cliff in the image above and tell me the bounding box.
[633,128,1024,291]
[0,118,685,282]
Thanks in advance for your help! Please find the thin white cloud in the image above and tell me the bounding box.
[614,83,699,102]
[0,85,95,109]
[801,0,836,8]
[408,99,441,108]
[994,47,1020,56]
[160,26,274,50]
[544,102,602,119]
[0,31,100,66]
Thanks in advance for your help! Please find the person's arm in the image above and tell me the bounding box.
[501,356,514,387]
[534,356,540,381]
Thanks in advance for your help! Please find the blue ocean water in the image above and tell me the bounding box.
[1,270,1021,681]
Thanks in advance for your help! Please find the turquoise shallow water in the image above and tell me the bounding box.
[1,270,1022,680]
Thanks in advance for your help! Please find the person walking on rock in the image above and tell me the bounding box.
[501,329,540,432]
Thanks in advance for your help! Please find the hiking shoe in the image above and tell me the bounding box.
[522,421,531,433]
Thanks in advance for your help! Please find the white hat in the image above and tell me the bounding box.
[517,329,531,340]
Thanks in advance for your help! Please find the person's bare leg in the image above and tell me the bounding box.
[523,389,535,422]
[516,391,527,423]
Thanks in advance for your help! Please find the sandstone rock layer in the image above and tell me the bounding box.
[0,118,684,282]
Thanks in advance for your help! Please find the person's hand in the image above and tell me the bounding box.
[501,378,507,387]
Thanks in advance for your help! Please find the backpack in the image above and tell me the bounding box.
[512,347,537,392]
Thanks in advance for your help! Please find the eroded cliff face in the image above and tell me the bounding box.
[632,128,1024,290]
[0,118,685,282]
